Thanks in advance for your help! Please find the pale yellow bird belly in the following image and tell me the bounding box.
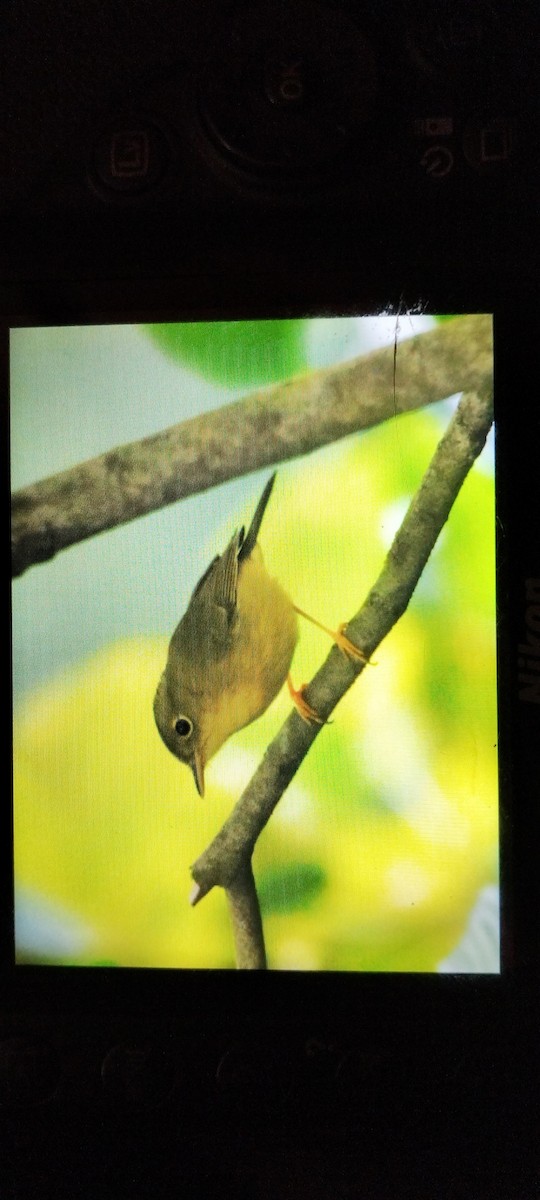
[202,546,298,763]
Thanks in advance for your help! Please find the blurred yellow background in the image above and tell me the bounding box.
[12,348,498,970]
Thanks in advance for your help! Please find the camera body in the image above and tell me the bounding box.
[2,2,539,1196]
[2,0,538,300]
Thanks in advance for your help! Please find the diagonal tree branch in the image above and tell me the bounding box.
[11,314,492,577]
[189,385,494,967]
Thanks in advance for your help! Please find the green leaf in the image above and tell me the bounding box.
[258,862,327,916]
[144,320,308,387]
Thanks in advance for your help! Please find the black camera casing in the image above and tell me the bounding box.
[2,3,539,1197]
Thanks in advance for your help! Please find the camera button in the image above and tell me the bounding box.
[90,120,171,197]
[198,1,377,183]
[463,117,514,172]
[100,1041,175,1110]
[215,1042,291,1113]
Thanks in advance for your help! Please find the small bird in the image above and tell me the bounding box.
[153,473,367,795]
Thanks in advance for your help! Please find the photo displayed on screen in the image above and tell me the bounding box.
[11,313,499,971]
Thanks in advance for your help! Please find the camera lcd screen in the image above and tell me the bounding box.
[10,313,499,972]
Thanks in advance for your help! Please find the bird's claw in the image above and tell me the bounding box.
[334,623,370,664]
[287,674,326,724]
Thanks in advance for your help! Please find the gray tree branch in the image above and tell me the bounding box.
[225,862,267,970]
[11,314,492,577]
[190,385,494,970]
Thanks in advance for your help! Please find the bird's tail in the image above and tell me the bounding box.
[238,472,277,562]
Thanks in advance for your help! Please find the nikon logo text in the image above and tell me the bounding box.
[518,579,540,704]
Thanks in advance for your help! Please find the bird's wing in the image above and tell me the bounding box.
[207,530,242,615]
[190,554,220,600]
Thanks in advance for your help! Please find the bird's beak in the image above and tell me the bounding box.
[191,749,205,797]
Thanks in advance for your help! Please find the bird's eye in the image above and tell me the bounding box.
[174,716,193,738]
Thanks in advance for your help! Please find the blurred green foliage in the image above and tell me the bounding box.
[258,863,328,916]
[12,317,498,972]
[144,319,308,386]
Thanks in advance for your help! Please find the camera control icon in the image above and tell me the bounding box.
[109,131,150,179]
[419,145,455,178]
[90,120,171,197]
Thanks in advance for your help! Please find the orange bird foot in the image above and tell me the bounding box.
[333,622,370,664]
[287,674,326,725]
[293,606,371,665]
